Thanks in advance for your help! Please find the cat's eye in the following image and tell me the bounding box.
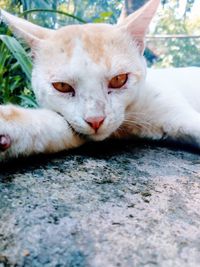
[108,73,128,89]
[52,82,75,95]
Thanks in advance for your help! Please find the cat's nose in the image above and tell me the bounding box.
[85,116,105,132]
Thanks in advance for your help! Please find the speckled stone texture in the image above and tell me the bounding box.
[0,140,200,267]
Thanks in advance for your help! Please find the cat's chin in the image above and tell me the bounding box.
[86,132,111,142]
[68,123,111,141]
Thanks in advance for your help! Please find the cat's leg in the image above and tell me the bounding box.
[0,105,84,161]
[137,104,200,149]
[161,109,200,149]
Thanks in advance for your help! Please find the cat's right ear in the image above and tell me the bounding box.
[118,0,160,54]
[0,9,54,47]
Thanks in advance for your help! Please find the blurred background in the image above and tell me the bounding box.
[0,0,199,106]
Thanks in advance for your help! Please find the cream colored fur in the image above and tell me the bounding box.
[0,0,200,161]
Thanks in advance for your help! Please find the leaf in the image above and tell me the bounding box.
[93,11,113,23]
[99,12,113,18]
[0,35,32,81]
[21,9,87,23]
[19,95,38,108]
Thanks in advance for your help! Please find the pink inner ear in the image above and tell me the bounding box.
[131,25,148,53]
[30,50,35,60]
[134,38,145,54]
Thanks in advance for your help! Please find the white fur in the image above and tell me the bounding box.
[125,67,200,145]
[31,32,144,141]
[0,106,83,161]
[0,0,200,161]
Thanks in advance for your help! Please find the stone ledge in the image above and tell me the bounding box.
[0,141,200,267]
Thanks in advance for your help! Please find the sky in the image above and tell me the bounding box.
[191,0,200,18]
[174,0,200,18]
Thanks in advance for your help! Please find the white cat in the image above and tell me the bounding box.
[0,0,200,161]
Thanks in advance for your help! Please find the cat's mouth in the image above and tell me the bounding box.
[66,121,96,140]
[56,113,85,138]
[67,121,87,138]
[67,120,111,141]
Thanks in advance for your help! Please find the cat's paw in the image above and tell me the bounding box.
[0,134,11,151]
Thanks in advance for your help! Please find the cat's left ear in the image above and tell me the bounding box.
[118,0,160,54]
[0,9,54,47]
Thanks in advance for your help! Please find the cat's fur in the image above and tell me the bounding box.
[0,0,200,161]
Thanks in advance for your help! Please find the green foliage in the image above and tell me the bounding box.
[0,23,36,106]
[93,11,113,23]
[151,37,200,68]
[150,3,200,67]
[22,9,86,24]
[0,35,32,80]
[0,6,85,106]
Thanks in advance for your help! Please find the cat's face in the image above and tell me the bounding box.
[32,24,146,140]
[1,0,159,141]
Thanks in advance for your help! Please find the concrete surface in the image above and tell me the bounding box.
[0,140,200,267]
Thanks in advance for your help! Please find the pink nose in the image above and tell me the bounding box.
[85,116,105,131]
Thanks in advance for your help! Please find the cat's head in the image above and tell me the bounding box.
[1,0,159,141]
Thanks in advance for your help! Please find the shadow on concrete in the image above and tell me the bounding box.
[0,138,199,175]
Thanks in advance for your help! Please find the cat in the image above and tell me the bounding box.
[0,0,200,161]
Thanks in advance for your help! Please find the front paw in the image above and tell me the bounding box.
[0,135,11,151]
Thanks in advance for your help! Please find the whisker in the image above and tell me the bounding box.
[124,118,152,126]
[123,116,160,133]
[124,119,152,128]
[123,122,148,131]
[125,111,146,116]
[67,113,160,138]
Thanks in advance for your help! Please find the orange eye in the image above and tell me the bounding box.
[52,82,75,95]
[108,73,128,89]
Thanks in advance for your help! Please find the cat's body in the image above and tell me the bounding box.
[114,67,200,142]
[0,0,200,161]
[147,67,200,113]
